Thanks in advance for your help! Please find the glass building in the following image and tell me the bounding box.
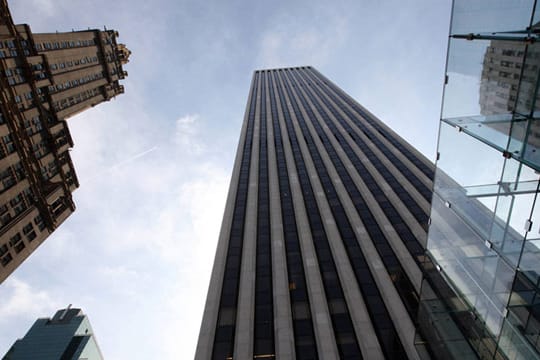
[2,306,104,360]
[420,0,540,359]
[196,67,435,359]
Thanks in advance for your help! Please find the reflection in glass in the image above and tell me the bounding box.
[422,0,540,358]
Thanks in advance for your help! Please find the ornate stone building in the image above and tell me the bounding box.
[0,0,129,283]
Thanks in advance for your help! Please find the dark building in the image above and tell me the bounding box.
[196,67,435,359]
[0,0,129,282]
[3,306,104,359]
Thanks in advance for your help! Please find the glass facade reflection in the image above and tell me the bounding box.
[422,0,540,358]
[3,307,104,360]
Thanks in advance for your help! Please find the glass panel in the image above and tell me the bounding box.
[436,122,505,238]
[425,0,540,358]
[443,115,515,154]
[443,23,540,172]
[443,38,491,119]
[451,0,535,35]
[518,172,540,285]
[427,194,515,336]
[489,159,539,266]
[500,310,540,359]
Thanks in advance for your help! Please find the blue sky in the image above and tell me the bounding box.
[0,0,450,358]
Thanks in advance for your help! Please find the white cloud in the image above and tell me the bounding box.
[175,114,206,154]
[0,1,452,358]
[18,0,56,17]
[0,278,60,319]
[256,9,349,68]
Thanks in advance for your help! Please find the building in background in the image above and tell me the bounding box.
[196,66,435,359]
[419,0,540,359]
[0,0,129,282]
[2,306,103,360]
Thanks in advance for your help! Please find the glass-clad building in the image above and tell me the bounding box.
[420,0,540,359]
[2,306,104,360]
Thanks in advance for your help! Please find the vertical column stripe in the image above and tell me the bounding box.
[282,69,410,358]
[276,70,365,359]
[291,70,425,296]
[308,67,435,181]
[197,66,436,360]
[234,71,262,357]
[211,73,259,360]
[266,71,296,359]
[285,69,421,359]
[253,72,275,357]
[299,71,431,268]
[195,72,257,360]
[305,69,433,202]
[274,70,339,358]
[268,70,318,359]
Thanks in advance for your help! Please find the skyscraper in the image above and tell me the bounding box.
[0,1,129,282]
[2,306,104,360]
[196,67,435,359]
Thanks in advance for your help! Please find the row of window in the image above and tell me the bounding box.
[0,39,19,49]
[22,115,44,137]
[0,49,28,59]
[49,55,99,72]
[0,188,34,233]
[0,162,25,193]
[53,87,101,111]
[35,38,96,51]
[41,160,59,181]
[1,134,16,158]
[0,214,45,268]
[49,71,104,94]
[13,89,47,113]
[4,66,27,86]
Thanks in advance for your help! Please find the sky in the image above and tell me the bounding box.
[0,0,451,358]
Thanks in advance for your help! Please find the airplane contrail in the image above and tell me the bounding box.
[83,145,159,183]
[109,146,158,170]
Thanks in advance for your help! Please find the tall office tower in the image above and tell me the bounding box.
[2,306,104,359]
[0,0,129,282]
[419,0,540,359]
[196,66,436,359]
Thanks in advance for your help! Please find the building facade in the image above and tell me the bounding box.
[2,306,104,360]
[196,67,435,359]
[419,0,540,359]
[0,0,129,282]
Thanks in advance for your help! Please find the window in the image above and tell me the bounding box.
[1,253,12,266]
[34,215,45,231]
[9,233,21,246]
[23,222,36,241]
